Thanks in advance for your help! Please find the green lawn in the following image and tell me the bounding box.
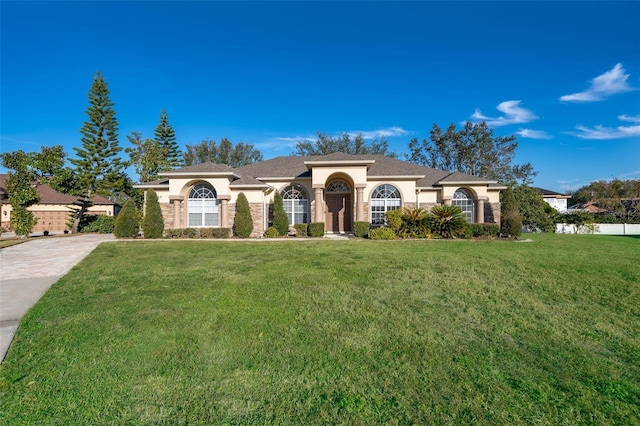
[1,235,639,424]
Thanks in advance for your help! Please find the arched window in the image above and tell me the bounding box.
[453,188,474,222]
[371,184,401,225]
[326,180,350,193]
[188,183,219,227]
[281,184,308,225]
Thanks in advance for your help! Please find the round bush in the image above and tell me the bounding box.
[114,199,140,238]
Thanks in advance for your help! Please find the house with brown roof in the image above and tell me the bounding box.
[0,174,118,234]
[134,153,505,237]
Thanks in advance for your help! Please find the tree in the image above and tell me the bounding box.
[272,191,289,236]
[500,186,522,237]
[233,192,253,238]
[183,138,263,167]
[569,179,640,220]
[513,185,556,232]
[154,109,181,168]
[141,189,164,238]
[70,72,127,232]
[126,132,169,183]
[114,198,140,238]
[71,71,126,198]
[407,122,536,185]
[0,150,38,237]
[294,132,396,157]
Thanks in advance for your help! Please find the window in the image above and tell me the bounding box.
[371,184,401,225]
[282,184,308,225]
[188,183,219,227]
[326,180,350,193]
[453,188,474,222]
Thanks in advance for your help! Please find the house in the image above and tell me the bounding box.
[533,187,571,212]
[0,174,118,233]
[134,153,505,237]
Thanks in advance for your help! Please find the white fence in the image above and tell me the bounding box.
[556,223,640,235]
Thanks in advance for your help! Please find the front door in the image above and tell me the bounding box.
[326,194,352,232]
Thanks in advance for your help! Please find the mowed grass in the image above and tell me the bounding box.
[1,235,639,424]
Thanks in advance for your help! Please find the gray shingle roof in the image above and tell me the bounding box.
[163,162,237,174]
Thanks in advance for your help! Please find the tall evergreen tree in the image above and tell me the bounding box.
[233,192,253,238]
[141,189,164,238]
[500,186,522,238]
[154,109,181,168]
[272,191,289,236]
[71,71,126,198]
[126,132,169,183]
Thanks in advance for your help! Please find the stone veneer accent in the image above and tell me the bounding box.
[488,202,500,224]
[160,202,174,229]
[227,202,265,238]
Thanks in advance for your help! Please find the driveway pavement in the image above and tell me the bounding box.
[0,234,115,363]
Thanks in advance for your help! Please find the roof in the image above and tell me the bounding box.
[533,187,570,198]
[0,174,116,205]
[161,162,239,176]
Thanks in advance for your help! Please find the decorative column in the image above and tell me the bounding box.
[218,195,231,228]
[476,198,486,224]
[169,196,184,228]
[314,186,324,223]
[355,185,365,222]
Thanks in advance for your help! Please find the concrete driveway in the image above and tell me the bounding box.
[0,234,115,362]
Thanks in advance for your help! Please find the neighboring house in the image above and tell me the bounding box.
[533,187,570,212]
[134,153,505,237]
[568,199,639,216]
[0,174,118,233]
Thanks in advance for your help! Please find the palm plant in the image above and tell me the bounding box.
[399,207,431,238]
[430,204,467,238]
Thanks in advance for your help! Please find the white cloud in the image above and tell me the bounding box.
[348,126,411,139]
[560,63,636,102]
[470,100,538,127]
[568,114,640,139]
[516,128,552,139]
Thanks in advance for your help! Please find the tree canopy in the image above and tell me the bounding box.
[407,122,535,185]
[126,132,169,183]
[183,138,263,167]
[154,109,181,168]
[294,132,396,157]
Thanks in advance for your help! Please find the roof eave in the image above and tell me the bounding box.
[304,159,376,169]
[160,171,241,178]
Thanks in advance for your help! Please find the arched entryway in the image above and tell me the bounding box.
[325,179,352,232]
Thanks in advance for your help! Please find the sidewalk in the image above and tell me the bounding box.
[0,234,115,362]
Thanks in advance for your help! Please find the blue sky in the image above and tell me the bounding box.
[1,1,639,192]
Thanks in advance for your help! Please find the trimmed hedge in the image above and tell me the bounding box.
[294,223,308,237]
[353,221,370,238]
[164,228,197,239]
[469,223,500,238]
[309,222,325,237]
[114,199,140,238]
[79,215,115,234]
[199,228,231,239]
[233,192,253,238]
[142,189,164,239]
[272,192,289,236]
[265,226,280,238]
[369,227,396,240]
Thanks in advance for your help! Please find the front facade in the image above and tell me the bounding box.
[534,187,570,212]
[135,153,505,237]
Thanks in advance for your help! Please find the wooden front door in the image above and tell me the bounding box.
[325,194,352,232]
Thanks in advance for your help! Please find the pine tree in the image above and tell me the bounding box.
[114,199,141,238]
[233,192,253,238]
[141,189,165,238]
[71,71,125,198]
[273,191,289,236]
[154,109,181,168]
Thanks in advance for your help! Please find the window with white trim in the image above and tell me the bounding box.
[326,180,350,193]
[282,184,308,225]
[188,183,219,227]
[371,184,401,225]
[453,188,474,222]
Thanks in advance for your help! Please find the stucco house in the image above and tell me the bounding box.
[0,174,118,234]
[533,187,570,212]
[134,153,505,237]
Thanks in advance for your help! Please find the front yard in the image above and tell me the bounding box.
[1,234,638,424]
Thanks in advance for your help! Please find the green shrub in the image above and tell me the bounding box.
[114,199,140,238]
[500,186,522,238]
[272,192,289,236]
[10,206,37,237]
[399,207,431,238]
[141,189,164,239]
[430,204,467,239]
[79,215,115,233]
[309,222,325,237]
[164,228,196,239]
[384,209,403,232]
[233,192,253,238]
[469,223,500,238]
[265,226,280,238]
[198,228,214,238]
[293,223,308,237]
[369,227,396,240]
[353,221,370,238]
